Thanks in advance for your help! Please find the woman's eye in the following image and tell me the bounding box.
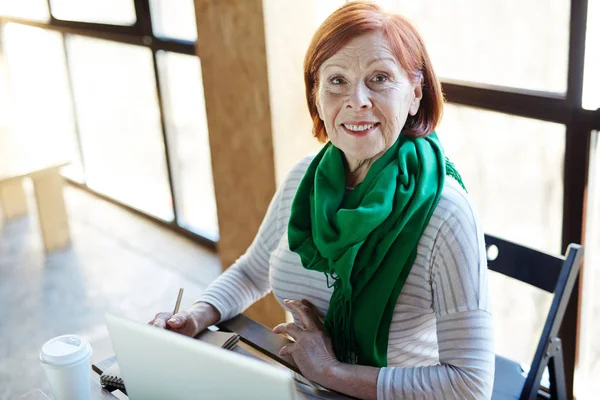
[372,74,389,83]
[330,76,345,85]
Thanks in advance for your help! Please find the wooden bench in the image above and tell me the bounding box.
[0,158,71,252]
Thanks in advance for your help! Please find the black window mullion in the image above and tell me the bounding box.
[0,16,147,46]
[566,0,589,109]
[560,0,590,398]
[152,37,196,56]
[49,19,141,36]
[45,0,143,36]
[0,15,195,55]
[442,80,570,124]
[133,0,153,37]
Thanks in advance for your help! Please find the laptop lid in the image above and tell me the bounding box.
[105,313,297,400]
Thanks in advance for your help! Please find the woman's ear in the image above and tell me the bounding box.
[409,77,423,116]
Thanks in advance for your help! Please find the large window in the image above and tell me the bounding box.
[67,36,173,221]
[1,23,83,181]
[380,0,570,93]
[0,0,219,244]
[149,0,197,42]
[440,105,565,253]
[157,51,218,239]
[0,0,49,21]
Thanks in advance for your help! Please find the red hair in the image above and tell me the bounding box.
[304,1,444,142]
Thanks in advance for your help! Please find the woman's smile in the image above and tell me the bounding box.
[340,121,380,137]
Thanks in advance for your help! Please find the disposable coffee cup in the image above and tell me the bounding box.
[39,334,92,400]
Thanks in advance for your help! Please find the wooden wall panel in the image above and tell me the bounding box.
[194,0,285,327]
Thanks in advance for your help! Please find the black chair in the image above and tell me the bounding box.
[485,234,584,400]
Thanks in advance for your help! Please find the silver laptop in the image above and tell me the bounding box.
[105,313,297,400]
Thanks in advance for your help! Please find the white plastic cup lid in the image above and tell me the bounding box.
[39,335,92,366]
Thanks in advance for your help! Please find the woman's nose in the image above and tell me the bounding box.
[346,83,372,110]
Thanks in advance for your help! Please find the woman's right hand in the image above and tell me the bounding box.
[148,302,221,338]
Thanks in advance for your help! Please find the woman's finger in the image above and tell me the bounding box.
[167,312,189,329]
[285,299,318,330]
[149,311,172,329]
[300,299,324,328]
[273,322,303,339]
[279,343,296,357]
[300,299,319,314]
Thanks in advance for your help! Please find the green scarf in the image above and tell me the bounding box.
[287,132,465,367]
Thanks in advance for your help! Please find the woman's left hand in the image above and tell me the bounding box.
[273,299,340,385]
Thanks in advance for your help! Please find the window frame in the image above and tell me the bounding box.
[0,0,212,249]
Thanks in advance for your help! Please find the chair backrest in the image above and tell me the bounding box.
[484,234,584,400]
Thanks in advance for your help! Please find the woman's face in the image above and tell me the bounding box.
[315,31,422,164]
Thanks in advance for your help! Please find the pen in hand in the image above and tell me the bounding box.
[166,288,185,332]
[173,288,184,315]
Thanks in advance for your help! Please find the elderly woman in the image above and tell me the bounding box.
[150,2,494,399]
